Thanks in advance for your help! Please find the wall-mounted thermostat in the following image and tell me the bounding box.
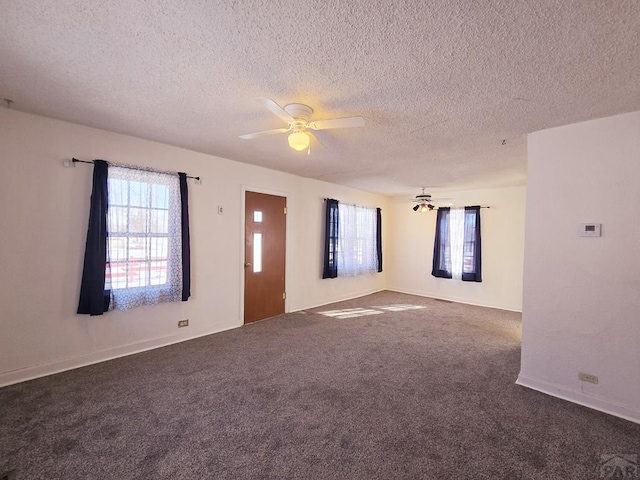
[579,223,601,237]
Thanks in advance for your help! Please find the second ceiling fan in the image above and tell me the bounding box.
[240,99,365,153]
[411,188,453,213]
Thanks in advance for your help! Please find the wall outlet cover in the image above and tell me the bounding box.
[578,372,598,384]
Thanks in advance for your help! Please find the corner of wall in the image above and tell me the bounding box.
[516,373,640,425]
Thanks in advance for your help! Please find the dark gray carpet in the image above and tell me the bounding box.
[1,291,638,479]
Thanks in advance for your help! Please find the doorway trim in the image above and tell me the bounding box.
[240,185,291,324]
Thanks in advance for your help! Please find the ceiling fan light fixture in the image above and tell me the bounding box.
[420,204,429,213]
[288,131,310,151]
[412,204,420,212]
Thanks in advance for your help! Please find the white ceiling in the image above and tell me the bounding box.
[1,1,639,197]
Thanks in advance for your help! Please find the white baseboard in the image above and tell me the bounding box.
[291,288,386,312]
[385,287,522,312]
[1,287,386,388]
[516,374,640,425]
[0,325,239,388]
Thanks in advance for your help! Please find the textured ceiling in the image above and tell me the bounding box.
[1,1,639,197]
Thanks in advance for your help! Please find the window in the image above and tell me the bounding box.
[78,160,190,316]
[322,199,382,278]
[432,206,482,282]
[337,203,378,276]
[105,167,183,310]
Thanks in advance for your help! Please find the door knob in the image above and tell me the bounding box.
[244,263,252,268]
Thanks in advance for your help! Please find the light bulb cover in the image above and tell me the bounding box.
[420,204,429,213]
[288,132,310,151]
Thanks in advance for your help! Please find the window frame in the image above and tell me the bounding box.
[336,202,379,276]
[104,166,183,310]
[106,176,173,291]
[432,206,482,282]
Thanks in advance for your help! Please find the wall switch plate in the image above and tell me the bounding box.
[578,223,601,237]
[578,372,598,384]
[178,319,189,328]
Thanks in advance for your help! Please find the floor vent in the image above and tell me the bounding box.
[1,470,16,480]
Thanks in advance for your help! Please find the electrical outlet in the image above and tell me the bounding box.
[178,319,189,328]
[578,372,598,384]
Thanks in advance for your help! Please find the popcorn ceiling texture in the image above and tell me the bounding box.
[1,0,639,195]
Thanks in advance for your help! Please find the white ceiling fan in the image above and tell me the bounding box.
[239,99,365,153]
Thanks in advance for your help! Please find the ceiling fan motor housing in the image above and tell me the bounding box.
[284,103,313,123]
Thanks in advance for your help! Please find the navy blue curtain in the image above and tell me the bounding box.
[322,199,339,279]
[431,207,452,278]
[376,207,383,272]
[77,160,111,315]
[462,206,482,282]
[178,173,191,300]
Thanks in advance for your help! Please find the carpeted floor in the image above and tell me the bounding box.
[1,291,638,479]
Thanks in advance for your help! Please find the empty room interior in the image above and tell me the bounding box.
[1,1,639,479]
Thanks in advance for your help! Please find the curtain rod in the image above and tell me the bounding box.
[72,158,200,181]
[324,198,381,209]
[325,198,489,209]
[435,206,491,209]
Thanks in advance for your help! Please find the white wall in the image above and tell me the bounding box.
[386,187,526,312]
[0,109,387,386]
[518,111,640,423]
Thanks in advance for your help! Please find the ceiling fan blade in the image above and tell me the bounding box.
[308,116,365,130]
[256,98,294,124]
[307,131,325,149]
[239,127,290,140]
